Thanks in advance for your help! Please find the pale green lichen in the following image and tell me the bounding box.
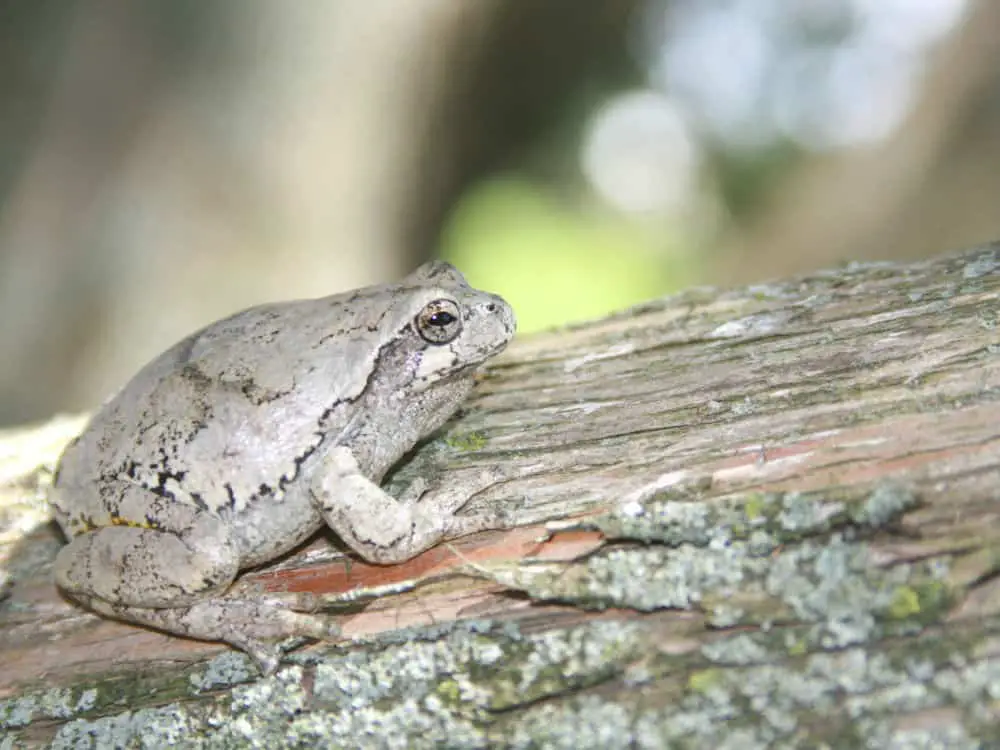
[777,492,845,533]
[850,482,918,528]
[0,685,102,730]
[700,634,768,666]
[490,630,1000,749]
[189,650,257,693]
[0,695,36,729]
[887,586,922,620]
[588,482,917,549]
[687,668,724,694]
[2,475,986,748]
[486,530,943,657]
[22,619,641,749]
[474,481,946,677]
[49,704,193,750]
[962,249,998,279]
[444,432,488,452]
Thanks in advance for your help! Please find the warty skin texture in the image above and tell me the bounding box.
[50,261,516,673]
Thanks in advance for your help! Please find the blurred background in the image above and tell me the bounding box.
[0,0,996,426]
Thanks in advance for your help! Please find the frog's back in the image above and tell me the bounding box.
[53,292,396,533]
[51,264,502,539]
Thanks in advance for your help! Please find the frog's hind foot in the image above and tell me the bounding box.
[84,596,340,675]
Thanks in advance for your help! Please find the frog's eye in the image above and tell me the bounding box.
[415,299,462,344]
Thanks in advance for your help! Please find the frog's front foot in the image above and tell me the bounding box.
[313,447,521,565]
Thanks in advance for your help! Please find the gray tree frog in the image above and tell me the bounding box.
[50,261,516,673]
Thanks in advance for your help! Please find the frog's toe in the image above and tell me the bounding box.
[79,596,341,675]
[238,638,283,676]
[283,610,341,640]
[242,617,341,674]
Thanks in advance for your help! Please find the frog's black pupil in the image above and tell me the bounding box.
[429,311,455,326]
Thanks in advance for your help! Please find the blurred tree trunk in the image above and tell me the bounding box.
[717,0,1000,285]
[0,0,636,425]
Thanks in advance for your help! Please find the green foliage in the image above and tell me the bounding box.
[441,176,688,332]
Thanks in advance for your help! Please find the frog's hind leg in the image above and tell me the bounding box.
[54,520,240,608]
[80,595,338,675]
[54,518,338,674]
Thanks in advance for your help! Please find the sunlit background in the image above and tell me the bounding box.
[1,0,994,425]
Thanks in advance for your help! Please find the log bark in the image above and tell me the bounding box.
[2,245,1000,748]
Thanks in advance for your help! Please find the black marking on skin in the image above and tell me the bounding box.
[85,281,494,533]
[180,363,215,391]
[240,380,292,406]
[314,304,393,349]
[136,415,156,439]
[272,431,325,497]
[95,433,112,455]
[67,512,97,535]
[232,329,411,506]
[106,481,127,510]
[114,543,139,599]
[115,463,189,504]
[235,319,421,507]
[265,328,284,345]
[314,326,351,348]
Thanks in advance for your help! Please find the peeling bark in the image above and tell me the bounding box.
[2,245,999,748]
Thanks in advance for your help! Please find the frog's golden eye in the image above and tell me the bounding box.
[415,299,462,344]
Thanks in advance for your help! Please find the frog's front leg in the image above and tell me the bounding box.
[53,486,336,673]
[311,446,511,565]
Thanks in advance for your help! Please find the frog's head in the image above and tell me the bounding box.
[386,261,516,393]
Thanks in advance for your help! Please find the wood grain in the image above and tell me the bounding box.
[2,245,999,747]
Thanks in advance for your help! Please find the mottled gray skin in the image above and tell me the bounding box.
[50,261,516,673]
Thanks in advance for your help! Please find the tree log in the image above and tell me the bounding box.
[2,245,999,748]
